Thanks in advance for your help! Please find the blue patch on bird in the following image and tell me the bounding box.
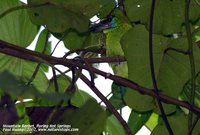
[90,16,117,32]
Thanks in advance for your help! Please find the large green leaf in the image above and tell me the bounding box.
[104,115,126,135]
[71,89,94,107]
[123,89,154,112]
[63,31,87,50]
[121,25,200,112]
[0,71,69,105]
[124,0,151,24]
[0,71,36,97]
[151,110,200,135]
[48,75,72,93]
[145,113,159,131]
[98,0,116,18]
[0,0,46,99]
[153,102,176,115]
[45,0,102,18]
[63,31,106,50]
[124,0,200,35]
[30,0,116,20]
[120,25,166,111]
[109,82,126,110]
[58,99,107,135]
[112,62,128,78]
[0,55,48,94]
[28,0,89,33]
[0,0,44,98]
[0,0,38,47]
[128,110,152,134]
[28,0,104,33]
[159,38,200,97]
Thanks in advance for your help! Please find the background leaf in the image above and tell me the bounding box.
[145,113,159,131]
[121,25,200,113]
[0,56,48,94]
[0,0,38,47]
[71,89,94,107]
[98,0,116,18]
[128,110,152,134]
[0,71,68,105]
[28,0,89,33]
[104,115,126,135]
[48,75,73,93]
[58,99,107,135]
[151,110,200,135]
[63,31,87,50]
[124,0,200,35]
[109,82,126,110]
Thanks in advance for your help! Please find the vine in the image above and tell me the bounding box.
[148,0,173,134]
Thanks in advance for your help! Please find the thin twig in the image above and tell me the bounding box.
[194,0,200,6]
[80,74,132,135]
[187,116,199,135]
[99,92,112,104]
[118,0,127,16]
[164,48,189,55]
[63,69,71,74]
[26,63,41,86]
[27,31,49,85]
[149,0,173,134]
[185,0,196,130]
[52,67,59,92]
[65,66,80,94]
[1,40,200,116]
[50,33,68,56]
[120,109,122,115]
[192,27,200,35]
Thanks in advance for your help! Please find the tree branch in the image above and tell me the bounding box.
[0,40,200,117]
[84,56,126,64]
[80,74,132,135]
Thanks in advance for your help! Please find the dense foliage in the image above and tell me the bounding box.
[0,0,200,135]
